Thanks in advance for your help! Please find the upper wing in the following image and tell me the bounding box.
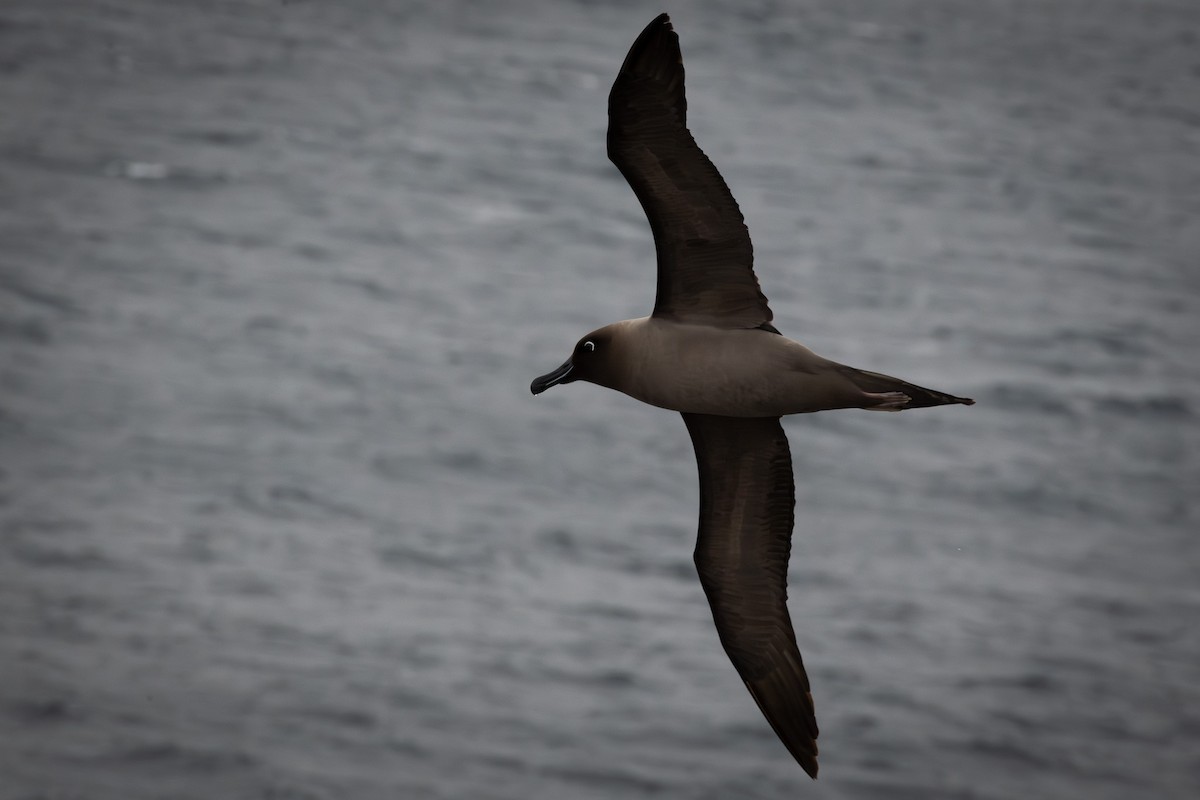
[682,413,819,779]
[608,15,775,330]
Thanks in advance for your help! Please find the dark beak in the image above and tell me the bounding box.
[530,359,574,395]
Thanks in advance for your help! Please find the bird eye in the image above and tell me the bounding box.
[582,341,595,352]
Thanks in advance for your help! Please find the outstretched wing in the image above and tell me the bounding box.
[608,15,774,330]
[682,413,819,779]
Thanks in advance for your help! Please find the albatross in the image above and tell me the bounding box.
[530,13,974,779]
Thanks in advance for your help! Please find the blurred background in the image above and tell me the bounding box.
[1,0,1197,798]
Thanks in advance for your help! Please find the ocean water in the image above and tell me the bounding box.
[2,0,1198,798]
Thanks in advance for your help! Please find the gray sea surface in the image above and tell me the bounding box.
[2,1,1198,798]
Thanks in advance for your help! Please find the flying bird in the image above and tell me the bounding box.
[530,13,973,779]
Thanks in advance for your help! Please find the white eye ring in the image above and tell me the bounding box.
[582,341,595,352]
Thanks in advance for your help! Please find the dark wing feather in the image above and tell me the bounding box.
[682,413,819,779]
[608,15,774,329]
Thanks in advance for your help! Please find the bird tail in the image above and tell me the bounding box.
[837,366,975,409]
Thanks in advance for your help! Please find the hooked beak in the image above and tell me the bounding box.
[530,359,574,395]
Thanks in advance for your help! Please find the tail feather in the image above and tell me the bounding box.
[839,367,975,409]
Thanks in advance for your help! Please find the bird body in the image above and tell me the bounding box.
[547,316,969,417]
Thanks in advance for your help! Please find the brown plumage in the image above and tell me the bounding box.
[608,13,770,330]
[531,14,974,780]
[685,413,819,777]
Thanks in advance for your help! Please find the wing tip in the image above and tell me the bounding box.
[617,13,681,80]
[743,662,821,780]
